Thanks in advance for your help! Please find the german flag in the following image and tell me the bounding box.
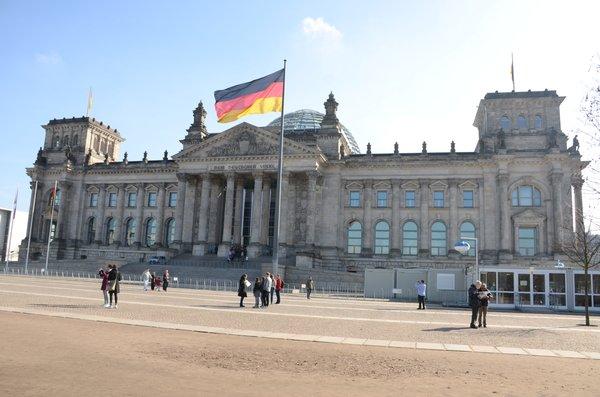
[214,69,284,123]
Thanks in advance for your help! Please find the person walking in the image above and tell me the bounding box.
[468,280,482,328]
[98,267,110,307]
[415,280,427,309]
[162,270,170,292]
[275,274,284,304]
[253,277,262,308]
[269,274,276,304]
[477,283,493,328]
[107,264,122,309]
[150,272,156,291]
[142,269,151,291]
[306,276,314,299]
[238,274,248,307]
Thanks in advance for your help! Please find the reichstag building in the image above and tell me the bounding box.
[21,89,592,309]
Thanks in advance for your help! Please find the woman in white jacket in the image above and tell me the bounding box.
[142,269,151,291]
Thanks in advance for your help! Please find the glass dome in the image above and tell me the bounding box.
[267,109,360,154]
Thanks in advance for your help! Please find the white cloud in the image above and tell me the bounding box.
[35,51,62,65]
[302,17,342,41]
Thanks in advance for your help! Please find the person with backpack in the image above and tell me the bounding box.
[252,277,262,308]
[477,283,493,328]
[275,274,285,304]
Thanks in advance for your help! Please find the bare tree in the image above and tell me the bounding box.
[562,214,600,326]
[580,55,600,206]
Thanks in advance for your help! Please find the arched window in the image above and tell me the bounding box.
[72,134,79,147]
[87,218,96,244]
[125,218,136,247]
[511,186,542,207]
[347,221,362,254]
[165,218,176,247]
[459,221,476,257]
[105,218,116,245]
[62,135,69,147]
[517,115,528,130]
[402,221,418,256]
[534,115,543,130]
[145,218,157,247]
[500,116,511,131]
[430,221,447,256]
[52,135,60,148]
[374,221,390,254]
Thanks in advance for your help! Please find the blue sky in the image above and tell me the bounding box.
[1,0,599,215]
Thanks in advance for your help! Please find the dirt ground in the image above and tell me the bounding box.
[0,312,598,397]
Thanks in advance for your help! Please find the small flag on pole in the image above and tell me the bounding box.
[214,69,284,123]
[86,87,94,116]
[510,53,515,91]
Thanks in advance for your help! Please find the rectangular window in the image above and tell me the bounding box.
[405,191,415,208]
[518,227,536,256]
[147,192,157,207]
[349,191,360,207]
[127,192,137,207]
[433,190,444,208]
[376,191,388,207]
[89,193,98,207]
[168,192,177,207]
[108,192,117,207]
[462,190,474,208]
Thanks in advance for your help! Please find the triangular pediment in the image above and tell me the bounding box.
[173,122,316,160]
[512,208,546,222]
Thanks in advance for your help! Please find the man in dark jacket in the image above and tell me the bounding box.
[468,281,482,328]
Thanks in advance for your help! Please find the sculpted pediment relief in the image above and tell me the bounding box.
[372,180,392,189]
[459,180,478,189]
[174,122,316,160]
[401,181,419,190]
[512,208,546,222]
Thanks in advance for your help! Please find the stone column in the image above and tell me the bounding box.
[218,172,236,256]
[497,173,511,255]
[31,182,45,242]
[449,180,458,247]
[173,173,187,246]
[155,183,166,247]
[419,180,429,256]
[391,179,401,255]
[260,177,272,246]
[207,177,221,249]
[181,175,197,251]
[193,173,212,256]
[67,180,85,244]
[248,172,264,258]
[93,183,105,244]
[572,175,584,234]
[277,172,291,247]
[116,184,126,245]
[134,183,144,247]
[233,178,244,244]
[550,172,564,253]
[305,171,318,247]
[363,179,373,255]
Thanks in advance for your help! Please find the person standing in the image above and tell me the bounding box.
[261,273,272,307]
[253,277,262,308]
[269,274,276,304]
[162,270,170,292]
[477,283,493,328]
[238,274,248,307]
[150,272,156,291]
[415,280,427,310]
[468,280,482,329]
[275,274,284,304]
[107,264,122,309]
[306,276,314,299]
[142,269,151,291]
[98,268,110,308]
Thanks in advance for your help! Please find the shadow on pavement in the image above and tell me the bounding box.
[29,303,97,309]
[424,327,470,332]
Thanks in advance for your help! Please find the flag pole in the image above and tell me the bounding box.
[272,59,287,276]
[25,180,38,274]
[511,53,515,92]
[44,180,58,273]
[4,189,18,272]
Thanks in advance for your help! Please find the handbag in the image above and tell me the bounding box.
[244,280,251,288]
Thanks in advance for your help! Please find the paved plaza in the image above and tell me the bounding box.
[1,274,600,396]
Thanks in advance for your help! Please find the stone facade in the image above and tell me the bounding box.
[20,91,587,276]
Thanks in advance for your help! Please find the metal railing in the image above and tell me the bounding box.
[2,267,365,298]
